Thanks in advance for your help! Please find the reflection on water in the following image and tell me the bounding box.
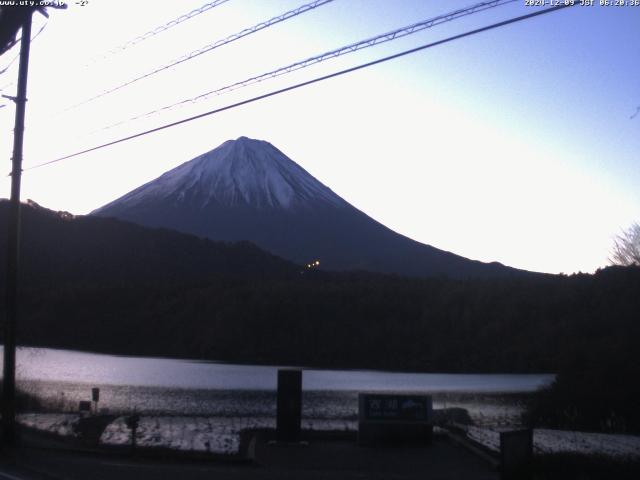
[7,346,554,392]
[4,347,553,426]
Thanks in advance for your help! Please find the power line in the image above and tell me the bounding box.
[25,4,576,172]
[82,0,232,67]
[66,0,335,111]
[101,0,517,132]
[0,21,48,89]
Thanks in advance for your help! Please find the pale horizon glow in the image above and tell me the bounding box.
[0,0,638,275]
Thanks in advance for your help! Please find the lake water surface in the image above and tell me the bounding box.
[9,346,553,392]
[5,347,554,425]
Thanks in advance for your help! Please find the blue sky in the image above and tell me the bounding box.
[0,0,638,274]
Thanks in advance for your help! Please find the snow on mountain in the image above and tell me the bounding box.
[102,137,345,212]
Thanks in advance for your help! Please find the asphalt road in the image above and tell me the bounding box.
[0,434,498,480]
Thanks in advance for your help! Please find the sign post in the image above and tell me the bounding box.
[92,387,100,414]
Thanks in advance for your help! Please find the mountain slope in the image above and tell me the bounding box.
[94,136,529,278]
[0,200,297,289]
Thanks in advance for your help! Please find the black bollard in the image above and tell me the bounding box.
[500,429,533,480]
[276,369,302,442]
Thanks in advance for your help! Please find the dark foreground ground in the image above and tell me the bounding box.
[0,428,498,480]
[3,427,639,480]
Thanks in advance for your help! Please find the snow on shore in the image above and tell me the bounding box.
[466,425,640,460]
[18,413,80,437]
[100,416,245,454]
[100,416,357,455]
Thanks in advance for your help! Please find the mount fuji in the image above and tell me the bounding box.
[93,136,525,278]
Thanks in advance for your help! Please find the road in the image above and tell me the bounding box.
[0,433,498,480]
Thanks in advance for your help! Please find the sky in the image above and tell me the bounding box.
[0,0,638,275]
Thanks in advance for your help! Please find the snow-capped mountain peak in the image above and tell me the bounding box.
[106,137,345,211]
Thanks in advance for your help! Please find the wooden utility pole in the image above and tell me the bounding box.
[2,10,33,448]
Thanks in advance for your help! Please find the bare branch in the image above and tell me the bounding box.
[610,223,640,266]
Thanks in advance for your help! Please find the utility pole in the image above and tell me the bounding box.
[2,10,33,448]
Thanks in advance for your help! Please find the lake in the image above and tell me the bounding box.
[6,347,554,425]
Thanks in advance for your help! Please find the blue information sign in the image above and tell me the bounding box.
[360,394,432,422]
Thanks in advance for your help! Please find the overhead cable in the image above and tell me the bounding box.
[0,21,48,90]
[102,0,517,131]
[66,0,335,111]
[25,4,577,172]
[83,0,232,66]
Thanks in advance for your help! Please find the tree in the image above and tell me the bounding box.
[610,223,640,266]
